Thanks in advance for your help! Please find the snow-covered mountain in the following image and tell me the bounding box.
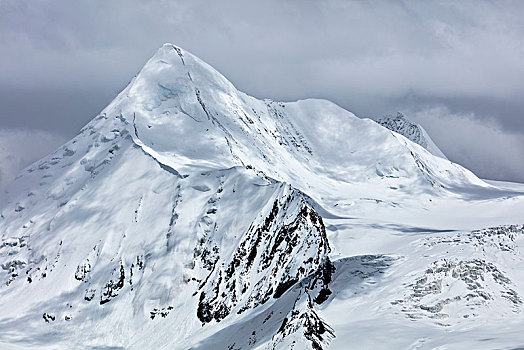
[1,44,524,349]
[376,112,447,159]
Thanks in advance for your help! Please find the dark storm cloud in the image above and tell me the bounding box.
[1,0,523,182]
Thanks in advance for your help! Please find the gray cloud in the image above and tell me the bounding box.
[0,128,67,191]
[407,107,524,183]
[0,0,523,181]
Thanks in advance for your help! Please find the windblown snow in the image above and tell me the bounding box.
[1,44,524,349]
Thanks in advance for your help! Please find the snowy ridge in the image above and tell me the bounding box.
[0,44,524,349]
[377,112,447,159]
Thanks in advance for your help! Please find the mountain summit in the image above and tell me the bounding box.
[1,44,524,349]
[89,44,482,196]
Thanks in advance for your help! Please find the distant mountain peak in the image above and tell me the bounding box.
[376,112,447,159]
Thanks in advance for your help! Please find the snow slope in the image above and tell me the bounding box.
[0,44,523,349]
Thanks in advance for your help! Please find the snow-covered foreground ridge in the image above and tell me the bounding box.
[1,44,524,349]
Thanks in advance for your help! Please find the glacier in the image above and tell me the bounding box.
[0,44,523,349]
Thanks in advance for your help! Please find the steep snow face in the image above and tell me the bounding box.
[377,112,447,159]
[0,44,524,349]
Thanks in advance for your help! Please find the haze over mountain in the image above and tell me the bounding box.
[2,1,524,184]
[0,44,523,349]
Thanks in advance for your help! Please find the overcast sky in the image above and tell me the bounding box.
[1,0,524,189]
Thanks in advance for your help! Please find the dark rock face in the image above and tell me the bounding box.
[196,187,330,324]
[311,257,336,305]
[74,262,91,281]
[100,264,125,305]
[42,313,55,323]
[150,306,174,320]
[302,309,335,350]
[272,290,335,350]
